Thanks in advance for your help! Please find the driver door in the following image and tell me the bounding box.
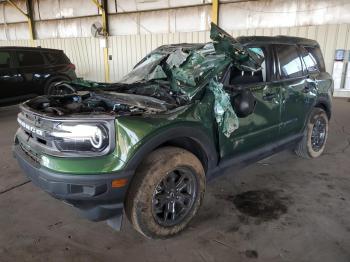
[218,45,282,159]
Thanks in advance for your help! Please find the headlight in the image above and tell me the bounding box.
[50,123,109,153]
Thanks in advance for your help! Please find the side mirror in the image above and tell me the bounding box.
[231,89,256,118]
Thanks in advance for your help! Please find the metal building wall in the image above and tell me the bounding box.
[1,0,350,40]
[1,23,349,82]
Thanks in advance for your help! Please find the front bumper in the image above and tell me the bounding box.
[13,144,133,223]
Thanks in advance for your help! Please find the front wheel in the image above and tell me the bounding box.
[125,147,205,239]
[295,107,329,158]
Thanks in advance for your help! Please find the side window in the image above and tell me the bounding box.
[275,45,303,79]
[0,51,11,69]
[304,46,325,72]
[17,51,45,67]
[228,46,267,85]
[43,52,56,64]
[301,47,319,73]
[43,51,70,65]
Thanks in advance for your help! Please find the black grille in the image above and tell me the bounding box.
[19,142,40,164]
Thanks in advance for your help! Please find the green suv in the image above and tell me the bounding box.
[13,24,333,238]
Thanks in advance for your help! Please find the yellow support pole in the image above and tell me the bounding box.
[91,0,110,83]
[211,0,219,25]
[7,0,35,47]
[26,0,35,47]
[103,47,110,83]
[27,19,35,47]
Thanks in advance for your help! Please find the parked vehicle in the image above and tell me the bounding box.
[0,46,76,106]
[13,23,332,238]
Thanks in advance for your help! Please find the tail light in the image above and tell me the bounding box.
[67,63,76,70]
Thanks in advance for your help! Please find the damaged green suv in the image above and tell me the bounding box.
[13,24,333,238]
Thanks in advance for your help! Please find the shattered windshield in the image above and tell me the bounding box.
[120,53,167,84]
[118,23,263,98]
[117,42,233,101]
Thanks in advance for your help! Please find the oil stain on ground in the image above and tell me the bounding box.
[217,189,290,221]
[234,190,290,220]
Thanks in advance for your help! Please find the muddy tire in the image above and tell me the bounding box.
[295,107,328,158]
[125,147,205,239]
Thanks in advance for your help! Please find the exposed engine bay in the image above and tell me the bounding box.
[26,83,186,116]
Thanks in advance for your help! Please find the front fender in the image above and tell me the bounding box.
[115,117,218,174]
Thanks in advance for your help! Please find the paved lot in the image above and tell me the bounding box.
[0,98,349,262]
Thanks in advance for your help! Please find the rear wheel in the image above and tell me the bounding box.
[295,107,328,158]
[125,147,205,239]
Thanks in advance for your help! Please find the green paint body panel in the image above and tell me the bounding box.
[37,90,218,174]
[37,72,332,175]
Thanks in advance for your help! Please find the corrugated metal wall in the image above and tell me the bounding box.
[0,23,350,82]
[2,0,350,40]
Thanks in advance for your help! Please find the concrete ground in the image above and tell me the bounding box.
[0,98,349,262]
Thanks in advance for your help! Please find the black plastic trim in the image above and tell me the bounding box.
[124,125,219,173]
[207,133,303,180]
[13,144,132,221]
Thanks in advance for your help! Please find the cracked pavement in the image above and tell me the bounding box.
[0,98,349,262]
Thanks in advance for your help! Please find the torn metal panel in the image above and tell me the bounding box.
[170,51,230,99]
[210,22,263,72]
[208,78,239,137]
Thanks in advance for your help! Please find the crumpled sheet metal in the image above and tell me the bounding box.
[170,48,230,100]
[208,79,239,137]
[210,22,263,72]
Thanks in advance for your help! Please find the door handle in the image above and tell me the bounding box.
[263,93,276,101]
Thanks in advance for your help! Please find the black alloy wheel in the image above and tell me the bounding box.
[152,167,197,227]
[311,116,327,152]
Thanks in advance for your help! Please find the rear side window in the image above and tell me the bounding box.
[17,51,45,67]
[275,44,303,79]
[300,47,319,73]
[0,51,11,68]
[304,46,325,72]
[43,51,70,65]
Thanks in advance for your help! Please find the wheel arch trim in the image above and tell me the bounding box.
[314,97,332,119]
[123,126,219,175]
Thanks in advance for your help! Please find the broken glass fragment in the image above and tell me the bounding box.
[147,65,167,81]
[166,49,189,68]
